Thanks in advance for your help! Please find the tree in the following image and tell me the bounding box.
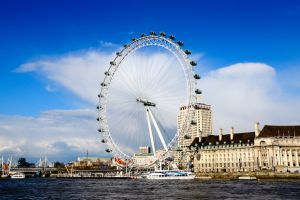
[17,157,30,167]
[54,161,65,169]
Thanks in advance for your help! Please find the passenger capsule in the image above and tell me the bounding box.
[98,94,104,98]
[105,149,112,153]
[194,74,200,79]
[131,38,137,42]
[191,120,197,125]
[110,61,116,65]
[141,33,146,37]
[176,147,183,151]
[160,32,166,37]
[101,82,107,87]
[123,44,129,48]
[184,134,191,139]
[169,35,176,40]
[195,89,202,94]
[98,128,103,132]
[116,52,122,56]
[165,157,174,161]
[177,41,184,46]
[185,50,192,55]
[96,117,100,121]
[104,71,110,76]
[150,31,156,36]
[190,61,197,66]
[96,106,100,110]
[101,139,107,143]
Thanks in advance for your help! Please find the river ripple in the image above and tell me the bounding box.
[0,178,300,199]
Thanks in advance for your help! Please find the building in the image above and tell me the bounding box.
[175,103,213,167]
[190,123,300,173]
[139,146,151,154]
[73,157,112,169]
[132,146,156,167]
[177,103,213,148]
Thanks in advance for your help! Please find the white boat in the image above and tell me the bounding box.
[146,170,195,180]
[11,172,25,179]
[1,174,9,179]
[238,176,256,180]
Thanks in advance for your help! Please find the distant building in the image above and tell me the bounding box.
[73,157,112,169]
[190,123,300,173]
[177,103,213,148]
[139,146,151,154]
[175,103,213,167]
[133,146,156,167]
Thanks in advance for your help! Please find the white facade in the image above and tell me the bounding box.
[254,137,300,172]
[194,142,255,173]
[192,124,300,173]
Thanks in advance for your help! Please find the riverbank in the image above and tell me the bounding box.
[196,171,300,179]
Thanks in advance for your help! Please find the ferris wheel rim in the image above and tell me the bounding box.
[97,33,198,163]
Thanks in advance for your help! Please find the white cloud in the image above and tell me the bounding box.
[99,40,118,48]
[0,109,105,162]
[200,62,300,133]
[45,84,56,92]
[16,50,115,104]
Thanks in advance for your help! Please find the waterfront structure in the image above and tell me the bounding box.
[175,103,213,167]
[35,157,53,168]
[1,156,12,178]
[190,123,300,173]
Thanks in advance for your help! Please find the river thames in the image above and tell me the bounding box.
[0,179,300,199]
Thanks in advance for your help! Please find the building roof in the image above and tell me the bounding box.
[189,125,300,147]
[258,125,300,138]
[190,132,255,147]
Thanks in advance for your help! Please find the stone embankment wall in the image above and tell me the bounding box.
[196,172,300,179]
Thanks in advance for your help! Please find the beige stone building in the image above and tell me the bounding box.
[72,157,112,169]
[177,103,213,148]
[132,146,156,167]
[190,124,300,173]
[175,103,213,167]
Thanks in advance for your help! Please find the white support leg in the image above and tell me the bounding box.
[145,107,156,156]
[148,107,168,151]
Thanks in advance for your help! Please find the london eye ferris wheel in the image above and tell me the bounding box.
[97,32,201,167]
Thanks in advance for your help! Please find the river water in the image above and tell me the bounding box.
[0,178,300,199]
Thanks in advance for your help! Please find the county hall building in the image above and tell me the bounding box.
[189,123,300,173]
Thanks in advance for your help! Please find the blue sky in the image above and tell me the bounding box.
[0,0,300,161]
[1,0,300,115]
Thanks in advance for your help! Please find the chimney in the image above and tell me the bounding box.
[230,127,234,140]
[219,128,223,141]
[255,122,260,137]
